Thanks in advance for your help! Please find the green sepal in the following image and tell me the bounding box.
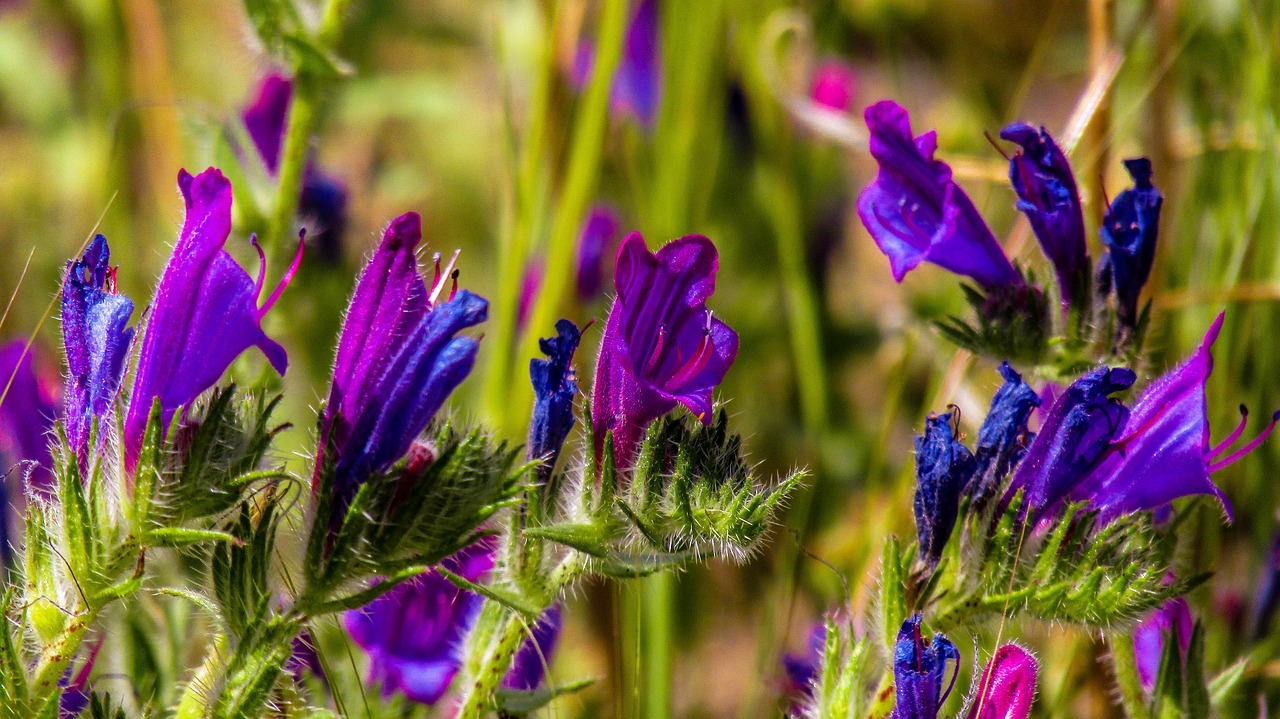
[589,551,693,578]
[524,522,616,557]
[879,536,908,656]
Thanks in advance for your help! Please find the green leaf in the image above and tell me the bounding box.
[493,677,596,715]
[1208,657,1248,708]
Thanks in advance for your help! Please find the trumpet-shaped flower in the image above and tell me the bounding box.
[914,411,976,566]
[856,101,1022,289]
[1100,159,1162,330]
[591,233,738,466]
[122,168,299,468]
[1000,123,1088,306]
[891,615,960,719]
[61,234,134,465]
[320,212,487,527]
[969,362,1040,501]
[964,644,1037,719]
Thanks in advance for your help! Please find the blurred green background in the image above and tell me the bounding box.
[1,0,1278,716]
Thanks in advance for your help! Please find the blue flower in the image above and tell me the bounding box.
[914,412,976,566]
[61,235,134,466]
[1000,123,1088,307]
[967,362,1040,503]
[891,615,959,719]
[1100,158,1162,331]
[529,319,582,480]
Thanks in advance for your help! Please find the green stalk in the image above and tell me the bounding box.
[262,0,353,273]
[641,573,674,719]
[29,606,99,710]
[1109,633,1154,719]
[511,0,631,421]
[455,609,531,719]
[482,4,558,432]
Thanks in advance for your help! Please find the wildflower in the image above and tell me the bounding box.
[967,362,1040,503]
[61,235,134,466]
[319,212,487,528]
[591,233,738,466]
[999,123,1088,307]
[575,205,621,301]
[1100,158,1161,332]
[964,644,1037,719]
[914,411,976,566]
[529,320,582,481]
[856,100,1022,289]
[0,341,58,494]
[1004,366,1136,519]
[571,0,661,127]
[343,543,493,704]
[502,605,564,691]
[810,59,858,113]
[243,73,349,261]
[1132,597,1193,694]
[122,168,299,468]
[891,615,959,719]
[286,631,326,686]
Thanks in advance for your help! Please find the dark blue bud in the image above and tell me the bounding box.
[1101,158,1161,330]
[892,615,960,719]
[914,411,976,566]
[529,319,582,480]
[968,362,1041,503]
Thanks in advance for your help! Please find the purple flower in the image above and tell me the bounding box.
[0,341,58,494]
[891,615,959,719]
[503,605,564,691]
[1100,158,1162,331]
[123,168,298,469]
[61,234,134,466]
[529,320,582,480]
[591,233,738,466]
[59,636,101,718]
[964,644,1037,719]
[320,212,487,528]
[286,630,326,686]
[967,362,1041,503]
[243,74,348,262]
[1133,597,1193,694]
[344,542,494,705]
[914,411,976,566]
[810,60,858,113]
[999,123,1088,307]
[856,101,1022,289]
[518,261,542,330]
[1004,366,1136,520]
[571,0,661,127]
[780,622,826,707]
[575,205,621,301]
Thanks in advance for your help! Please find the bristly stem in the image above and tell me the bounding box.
[1108,632,1154,719]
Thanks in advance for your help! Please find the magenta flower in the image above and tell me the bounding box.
[319,212,486,528]
[857,101,1022,289]
[243,73,348,261]
[1133,597,1193,693]
[344,543,493,704]
[1000,123,1088,307]
[891,615,960,719]
[964,644,1037,719]
[122,168,299,469]
[61,234,134,466]
[575,205,621,301]
[810,59,858,112]
[571,0,661,127]
[591,233,738,466]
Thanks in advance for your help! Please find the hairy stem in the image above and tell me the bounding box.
[1109,632,1154,719]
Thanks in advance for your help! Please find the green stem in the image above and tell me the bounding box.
[29,606,98,709]
[455,606,536,719]
[1109,632,1154,719]
[511,0,631,422]
[641,573,674,719]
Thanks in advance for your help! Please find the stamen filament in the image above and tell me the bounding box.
[258,231,306,318]
[429,249,461,306]
[1208,404,1250,461]
[1209,411,1280,474]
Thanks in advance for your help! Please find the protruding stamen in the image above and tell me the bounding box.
[428,249,461,306]
[642,324,668,377]
[250,234,268,300]
[1208,410,1280,474]
[105,266,118,294]
[1209,404,1250,461]
[448,269,459,302]
[432,252,443,287]
[258,231,306,318]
